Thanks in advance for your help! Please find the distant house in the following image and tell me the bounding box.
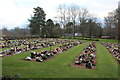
[64,33,74,36]
[64,33,82,37]
[101,36,110,39]
[75,33,82,36]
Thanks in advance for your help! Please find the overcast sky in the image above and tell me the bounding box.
[0,0,119,29]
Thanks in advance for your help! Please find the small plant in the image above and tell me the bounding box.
[2,73,21,80]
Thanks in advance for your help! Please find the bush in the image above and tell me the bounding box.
[2,74,21,80]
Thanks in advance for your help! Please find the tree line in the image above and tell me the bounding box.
[103,2,120,41]
[1,3,120,41]
[28,5,102,39]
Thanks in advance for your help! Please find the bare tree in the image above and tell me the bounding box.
[68,4,79,38]
[104,11,117,39]
[78,8,89,39]
[55,4,69,37]
[2,27,12,40]
[85,16,101,39]
[56,4,68,28]
[56,4,102,39]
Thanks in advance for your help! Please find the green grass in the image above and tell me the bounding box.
[0,57,2,77]
[2,41,119,78]
[95,42,118,77]
[99,39,118,43]
[64,36,119,44]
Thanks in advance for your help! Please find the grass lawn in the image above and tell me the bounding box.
[98,39,118,43]
[2,41,119,78]
[65,36,119,43]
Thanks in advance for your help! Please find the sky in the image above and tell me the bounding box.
[0,0,119,29]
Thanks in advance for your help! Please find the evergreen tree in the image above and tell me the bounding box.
[46,19,54,37]
[28,7,46,36]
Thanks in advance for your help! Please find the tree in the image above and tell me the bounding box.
[86,17,102,39]
[28,6,46,36]
[2,27,12,40]
[56,4,68,28]
[65,22,74,34]
[55,4,69,37]
[117,2,120,41]
[78,8,89,39]
[103,2,120,41]
[56,4,79,38]
[10,27,31,39]
[55,4,102,39]
[53,23,62,37]
[68,4,79,38]
[104,11,117,39]
[46,19,54,37]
